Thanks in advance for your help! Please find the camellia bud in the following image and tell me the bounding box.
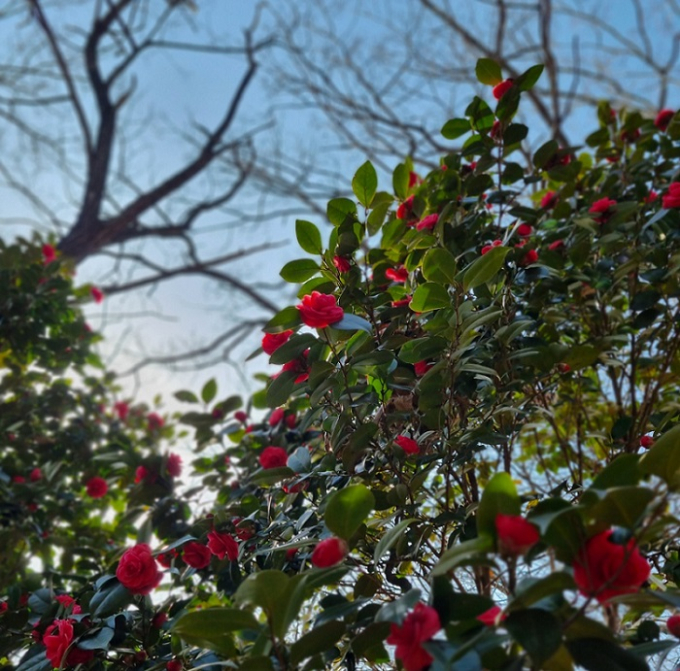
[311,537,349,568]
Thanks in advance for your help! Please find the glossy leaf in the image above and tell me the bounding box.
[352,161,378,208]
[325,484,375,540]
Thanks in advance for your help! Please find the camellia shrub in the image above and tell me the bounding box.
[4,60,680,671]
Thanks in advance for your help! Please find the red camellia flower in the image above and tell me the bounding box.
[269,407,285,426]
[285,413,297,429]
[391,296,412,308]
[167,660,182,671]
[12,475,25,484]
[541,191,558,209]
[86,476,108,499]
[395,435,420,454]
[234,410,248,423]
[640,435,654,449]
[262,330,293,355]
[90,286,104,303]
[481,239,503,255]
[0,602,7,614]
[114,401,129,421]
[44,619,95,668]
[667,614,680,638]
[408,171,421,188]
[476,605,506,627]
[157,548,178,568]
[29,468,42,482]
[207,530,239,561]
[147,412,164,431]
[183,541,212,569]
[414,361,433,377]
[548,239,565,252]
[152,612,168,628]
[495,514,540,556]
[333,256,351,273]
[655,108,675,131]
[385,266,409,283]
[311,537,349,568]
[644,190,658,204]
[42,244,57,264]
[386,603,441,671]
[296,292,344,329]
[572,529,650,603]
[259,446,288,469]
[396,195,415,220]
[516,223,533,237]
[55,594,82,614]
[116,544,162,595]
[490,120,503,140]
[135,465,156,484]
[415,213,438,231]
[282,351,310,384]
[662,183,680,209]
[166,453,182,478]
[589,197,617,222]
[492,78,513,100]
[519,249,538,266]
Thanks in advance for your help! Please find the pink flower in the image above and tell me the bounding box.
[182,541,212,569]
[662,183,680,209]
[572,530,650,604]
[415,213,439,231]
[114,401,129,421]
[492,79,513,100]
[414,361,433,377]
[589,197,617,222]
[269,407,285,426]
[116,544,162,595]
[495,514,540,556]
[333,256,351,273]
[516,223,533,237]
[262,330,293,355]
[386,603,441,671]
[296,292,344,329]
[311,537,349,568]
[385,266,409,283]
[476,605,506,627]
[396,195,415,220]
[668,614,680,638]
[395,436,420,454]
[207,531,239,561]
[147,413,164,431]
[166,453,182,478]
[42,244,57,265]
[541,191,558,209]
[655,109,675,131]
[90,286,104,303]
[86,476,108,498]
[259,446,288,469]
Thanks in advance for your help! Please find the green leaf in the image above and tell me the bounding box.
[639,424,680,488]
[477,472,520,537]
[327,198,357,227]
[332,313,373,333]
[250,466,295,485]
[393,163,410,200]
[585,486,655,529]
[566,638,649,671]
[296,220,323,255]
[90,581,132,617]
[475,58,502,85]
[374,519,417,563]
[441,118,471,140]
[422,248,457,284]
[516,64,544,91]
[352,161,378,208]
[173,608,258,657]
[533,140,558,170]
[463,246,510,291]
[266,370,298,408]
[201,378,217,404]
[367,198,392,236]
[431,536,493,576]
[269,333,318,365]
[410,283,451,313]
[590,454,640,489]
[290,621,346,665]
[264,306,301,331]
[280,259,320,283]
[77,627,115,651]
[510,572,576,610]
[506,609,562,666]
[174,390,199,403]
[325,484,375,540]
[375,589,422,623]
